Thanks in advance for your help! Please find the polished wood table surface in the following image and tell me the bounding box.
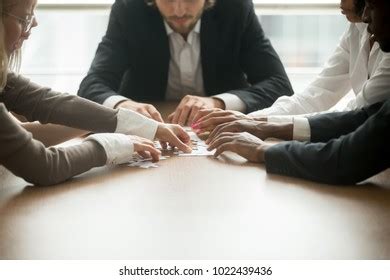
[1,103,390,259]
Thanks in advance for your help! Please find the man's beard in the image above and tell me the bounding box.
[165,8,204,35]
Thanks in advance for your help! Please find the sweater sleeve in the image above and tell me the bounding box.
[2,73,117,132]
[0,104,106,186]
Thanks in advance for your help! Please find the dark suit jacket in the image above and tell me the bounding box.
[265,100,390,185]
[78,0,293,113]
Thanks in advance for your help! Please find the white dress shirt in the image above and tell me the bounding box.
[250,22,390,141]
[104,20,246,112]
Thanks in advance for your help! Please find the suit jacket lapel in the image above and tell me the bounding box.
[148,8,170,99]
[200,10,217,95]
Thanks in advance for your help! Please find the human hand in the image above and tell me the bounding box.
[132,135,162,162]
[116,100,163,122]
[206,120,294,144]
[192,109,251,133]
[207,132,273,163]
[155,123,192,153]
[168,95,225,126]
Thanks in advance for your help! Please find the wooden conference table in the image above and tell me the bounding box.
[0,102,389,260]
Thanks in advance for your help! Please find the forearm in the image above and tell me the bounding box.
[22,122,89,147]
[4,73,118,132]
[78,0,132,104]
[78,73,121,104]
[230,75,293,113]
[1,107,106,186]
[264,114,390,185]
[249,94,323,117]
[308,102,383,142]
[3,140,106,186]
[257,122,293,140]
[233,5,293,113]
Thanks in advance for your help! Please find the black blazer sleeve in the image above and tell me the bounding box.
[264,99,390,185]
[78,0,132,104]
[226,0,293,112]
[308,101,385,142]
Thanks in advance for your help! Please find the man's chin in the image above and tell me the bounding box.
[171,27,192,36]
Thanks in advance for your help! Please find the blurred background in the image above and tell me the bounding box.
[21,0,347,95]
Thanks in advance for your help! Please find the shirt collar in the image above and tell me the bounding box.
[355,22,380,53]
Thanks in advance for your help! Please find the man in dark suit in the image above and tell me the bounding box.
[78,0,293,125]
[206,0,390,185]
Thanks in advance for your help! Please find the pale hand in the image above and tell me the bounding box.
[131,135,162,162]
[116,100,164,122]
[168,95,225,126]
[155,123,192,153]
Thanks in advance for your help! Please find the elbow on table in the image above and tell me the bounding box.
[312,168,368,185]
[23,173,70,187]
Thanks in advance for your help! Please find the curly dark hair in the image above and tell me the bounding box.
[144,0,216,10]
[354,0,366,17]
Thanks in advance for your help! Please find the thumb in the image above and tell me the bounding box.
[173,125,191,144]
[166,130,192,153]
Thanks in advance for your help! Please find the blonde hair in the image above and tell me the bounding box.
[0,0,22,90]
[0,0,9,90]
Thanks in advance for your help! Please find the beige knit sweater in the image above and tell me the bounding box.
[0,73,122,186]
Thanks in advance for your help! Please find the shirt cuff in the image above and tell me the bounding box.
[115,108,159,140]
[84,133,134,165]
[248,111,263,118]
[248,107,282,118]
[267,115,294,123]
[213,93,247,112]
[103,95,130,109]
[292,117,311,141]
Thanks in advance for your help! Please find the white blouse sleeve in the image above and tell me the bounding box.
[249,23,355,117]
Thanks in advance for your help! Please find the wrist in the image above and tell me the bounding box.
[116,108,159,140]
[255,145,267,163]
[261,122,293,140]
[114,99,132,109]
[84,133,134,165]
[256,143,274,163]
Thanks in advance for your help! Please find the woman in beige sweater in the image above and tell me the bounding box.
[0,0,191,186]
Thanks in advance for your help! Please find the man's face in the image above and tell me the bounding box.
[363,0,390,52]
[155,0,206,36]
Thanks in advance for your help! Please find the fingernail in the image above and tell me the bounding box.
[191,123,199,129]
